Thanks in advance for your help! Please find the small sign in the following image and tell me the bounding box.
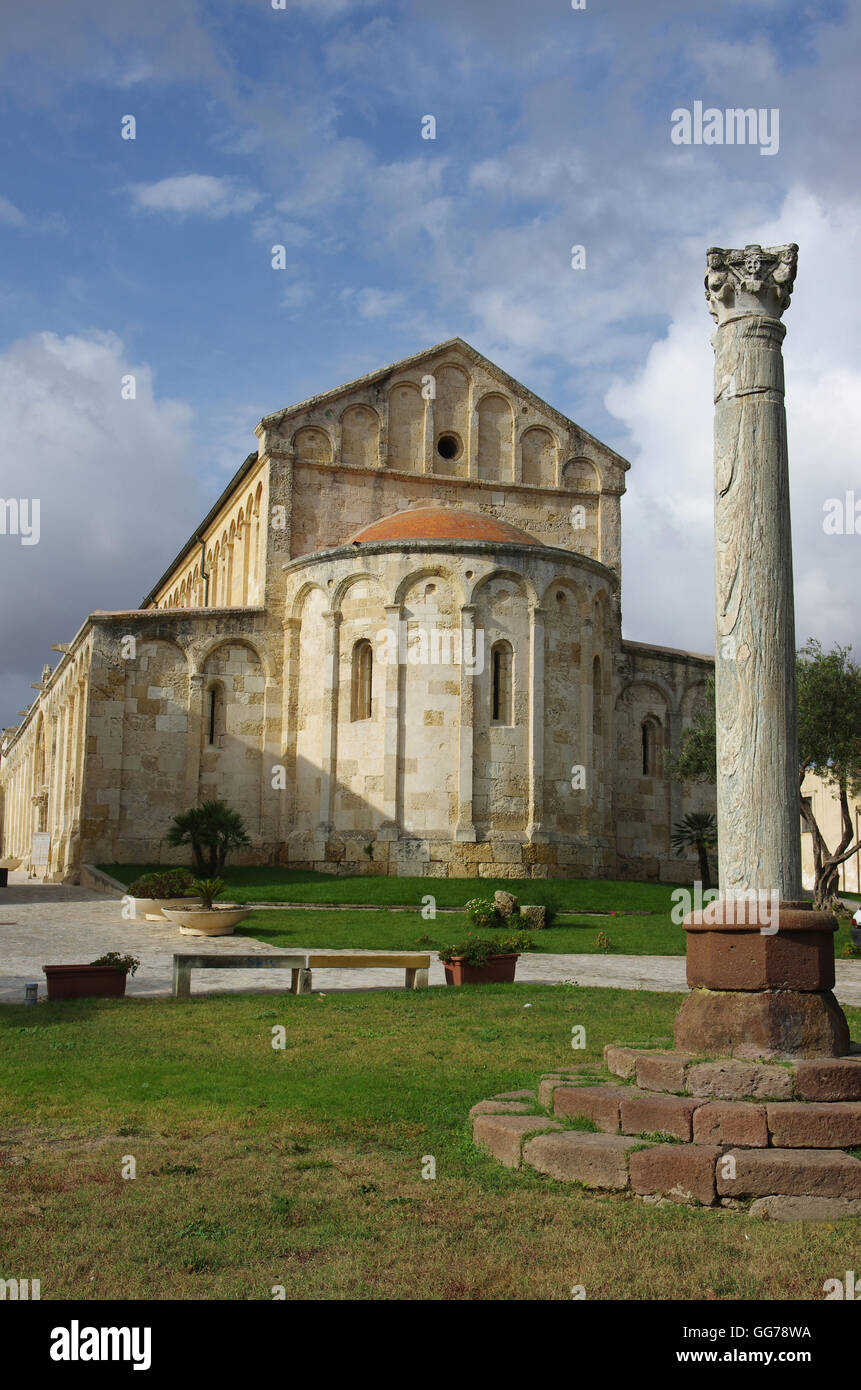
[30,832,50,870]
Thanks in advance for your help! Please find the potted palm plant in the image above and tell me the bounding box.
[160,878,251,936]
[43,952,140,1001]
[439,932,533,986]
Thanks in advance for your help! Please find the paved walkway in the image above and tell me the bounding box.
[1,874,860,1005]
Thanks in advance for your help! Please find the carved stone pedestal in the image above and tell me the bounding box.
[674,901,850,1060]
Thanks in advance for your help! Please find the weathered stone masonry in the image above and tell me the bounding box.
[0,337,714,881]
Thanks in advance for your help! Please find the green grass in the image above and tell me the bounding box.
[101,865,861,958]
[2,984,860,1300]
[237,907,688,955]
[100,863,680,910]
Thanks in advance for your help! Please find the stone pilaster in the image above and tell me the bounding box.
[379,604,401,840]
[706,243,802,900]
[455,605,476,841]
[527,605,546,839]
[318,610,341,834]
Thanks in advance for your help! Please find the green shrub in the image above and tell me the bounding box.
[464,897,502,929]
[127,868,195,899]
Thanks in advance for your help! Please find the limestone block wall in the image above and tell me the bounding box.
[76,609,282,868]
[0,634,92,880]
[281,537,622,877]
[613,641,715,882]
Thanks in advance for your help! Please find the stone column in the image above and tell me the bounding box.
[706,243,802,901]
[674,244,850,1059]
[527,605,546,839]
[455,605,477,841]
[379,604,402,840]
[318,610,340,834]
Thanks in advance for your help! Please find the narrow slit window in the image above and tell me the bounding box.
[351,640,373,721]
[641,719,661,777]
[208,687,219,746]
[491,642,513,724]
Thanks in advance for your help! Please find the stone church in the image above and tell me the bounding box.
[0,338,715,882]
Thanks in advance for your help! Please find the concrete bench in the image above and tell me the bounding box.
[301,952,430,992]
[172,953,311,999]
[171,950,431,998]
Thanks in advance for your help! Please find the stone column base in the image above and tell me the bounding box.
[674,988,850,1061]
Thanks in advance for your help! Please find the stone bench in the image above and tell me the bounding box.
[172,953,311,999]
[171,950,431,998]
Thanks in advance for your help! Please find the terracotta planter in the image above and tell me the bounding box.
[160,905,250,936]
[43,965,128,1001]
[444,953,520,986]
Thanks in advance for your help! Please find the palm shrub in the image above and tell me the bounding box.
[166,800,251,875]
[187,877,227,910]
[671,811,718,890]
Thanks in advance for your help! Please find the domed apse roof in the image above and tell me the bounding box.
[349,507,539,547]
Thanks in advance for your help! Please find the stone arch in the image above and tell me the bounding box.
[293,426,333,464]
[294,585,328,832]
[340,404,380,469]
[641,713,663,778]
[118,638,189,849]
[289,579,328,622]
[562,456,601,492]
[468,566,539,609]
[540,575,591,624]
[521,425,557,487]
[332,570,388,615]
[471,571,530,833]
[195,635,269,682]
[388,382,425,471]
[199,640,265,834]
[394,564,463,609]
[477,392,514,481]
[432,363,470,477]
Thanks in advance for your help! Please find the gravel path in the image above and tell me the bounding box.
[1,873,860,1006]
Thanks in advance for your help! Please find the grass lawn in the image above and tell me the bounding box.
[2,983,860,1301]
[101,865,861,958]
[237,908,687,955]
[100,863,680,910]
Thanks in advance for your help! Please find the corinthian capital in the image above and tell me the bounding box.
[705,243,798,324]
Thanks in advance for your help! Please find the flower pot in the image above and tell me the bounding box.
[125,896,202,921]
[43,965,128,1001]
[160,905,250,936]
[443,953,520,986]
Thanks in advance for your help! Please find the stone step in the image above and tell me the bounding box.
[550,1082,861,1148]
[604,1044,861,1102]
[717,1148,861,1200]
[471,1100,861,1207]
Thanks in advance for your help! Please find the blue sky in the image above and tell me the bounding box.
[1,0,859,725]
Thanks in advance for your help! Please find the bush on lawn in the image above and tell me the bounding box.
[127,867,196,899]
[464,897,502,929]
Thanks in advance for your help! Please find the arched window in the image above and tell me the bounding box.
[642,718,662,778]
[491,641,513,725]
[351,640,373,721]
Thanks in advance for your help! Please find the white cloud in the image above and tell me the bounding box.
[606,186,861,659]
[127,174,261,218]
[0,330,202,725]
[0,195,26,227]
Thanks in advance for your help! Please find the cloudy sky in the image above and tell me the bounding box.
[0,0,859,726]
